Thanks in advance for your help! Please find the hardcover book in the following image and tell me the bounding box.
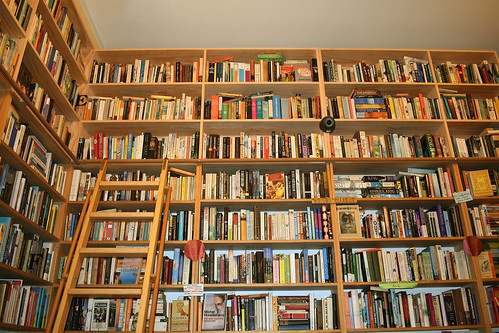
[337,205,361,238]
[91,299,116,331]
[265,172,285,199]
[202,293,227,330]
[118,257,142,284]
[0,217,12,261]
[170,299,190,331]
[478,251,495,278]
[468,169,494,197]
[284,60,311,82]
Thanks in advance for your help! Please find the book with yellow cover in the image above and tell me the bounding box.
[478,251,495,278]
[170,299,190,331]
[468,169,494,197]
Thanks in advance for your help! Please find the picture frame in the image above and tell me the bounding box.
[337,205,361,238]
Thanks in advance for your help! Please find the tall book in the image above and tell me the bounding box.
[202,293,227,330]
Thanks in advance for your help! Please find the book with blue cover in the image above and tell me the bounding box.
[119,257,141,284]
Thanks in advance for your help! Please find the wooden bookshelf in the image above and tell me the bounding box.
[0,2,498,331]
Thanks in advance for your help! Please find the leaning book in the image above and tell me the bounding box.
[202,293,227,330]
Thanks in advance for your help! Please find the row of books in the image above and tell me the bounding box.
[324,56,433,83]
[200,248,334,285]
[89,219,151,242]
[469,204,499,236]
[82,94,202,121]
[0,218,55,281]
[89,59,204,84]
[0,165,59,232]
[0,280,49,329]
[334,168,455,199]
[441,93,499,120]
[76,131,200,160]
[3,108,67,190]
[362,205,463,239]
[206,93,321,120]
[203,293,338,331]
[202,169,328,200]
[69,169,161,202]
[206,56,317,82]
[0,29,19,75]
[10,0,33,31]
[46,2,82,58]
[329,132,449,159]
[462,169,498,197]
[202,131,328,159]
[345,287,479,329]
[68,169,94,201]
[70,169,195,202]
[63,212,79,241]
[65,297,138,331]
[30,13,79,105]
[169,173,196,201]
[161,247,191,285]
[200,206,332,241]
[274,293,337,331]
[434,60,499,84]
[453,129,499,158]
[64,294,175,331]
[485,286,499,324]
[330,94,441,120]
[341,245,470,283]
[16,64,74,146]
[328,90,441,120]
[167,210,194,241]
[77,256,146,285]
[74,130,492,163]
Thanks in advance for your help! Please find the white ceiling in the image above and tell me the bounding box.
[80,0,499,53]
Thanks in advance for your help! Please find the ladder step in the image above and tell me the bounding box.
[79,247,149,257]
[68,288,142,297]
[90,211,155,221]
[100,180,161,191]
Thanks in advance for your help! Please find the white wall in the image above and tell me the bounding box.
[81,0,499,52]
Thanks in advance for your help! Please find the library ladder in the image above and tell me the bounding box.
[51,159,173,332]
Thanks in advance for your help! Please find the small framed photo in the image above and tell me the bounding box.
[337,205,361,238]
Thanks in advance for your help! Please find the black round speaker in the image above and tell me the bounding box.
[319,116,336,133]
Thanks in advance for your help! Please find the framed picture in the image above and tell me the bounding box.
[337,205,361,238]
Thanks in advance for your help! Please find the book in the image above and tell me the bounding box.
[91,299,116,331]
[285,61,312,82]
[265,172,285,199]
[467,169,494,197]
[202,293,227,330]
[171,299,190,331]
[0,217,12,261]
[337,205,361,238]
[478,251,495,278]
[118,257,142,284]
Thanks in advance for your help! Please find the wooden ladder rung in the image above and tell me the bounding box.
[100,180,161,190]
[67,288,143,297]
[79,247,149,257]
[90,211,155,221]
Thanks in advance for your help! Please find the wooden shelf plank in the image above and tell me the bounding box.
[79,247,149,257]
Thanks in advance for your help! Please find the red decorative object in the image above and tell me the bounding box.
[463,236,483,256]
[184,240,205,261]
